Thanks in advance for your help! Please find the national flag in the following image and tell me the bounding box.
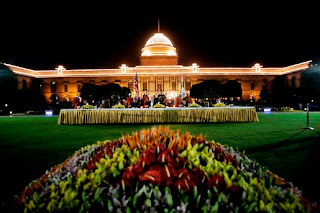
[181,73,185,98]
[134,71,139,99]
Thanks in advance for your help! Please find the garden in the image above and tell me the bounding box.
[0,112,319,212]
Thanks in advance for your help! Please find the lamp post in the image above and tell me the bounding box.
[304,103,314,130]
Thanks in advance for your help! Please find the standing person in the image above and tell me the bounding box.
[150,95,155,107]
[175,95,181,107]
[127,95,133,108]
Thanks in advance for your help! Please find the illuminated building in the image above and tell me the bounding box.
[3,31,311,103]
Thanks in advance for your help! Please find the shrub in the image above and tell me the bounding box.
[188,103,201,107]
[112,104,125,109]
[81,105,94,109]
[153,103,165,108]
[213,102,226,107]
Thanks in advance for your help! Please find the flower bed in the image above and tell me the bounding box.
[14,127,318,212]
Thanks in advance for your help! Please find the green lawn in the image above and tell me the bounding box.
[0,112,319,206]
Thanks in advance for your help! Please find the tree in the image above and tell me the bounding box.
[0,64,18,107]
[259,85,269,102]
[80,83,98,102]
[190,80,222,99]
[121,87,131,99]
[221,80,242,98]
[300,66,320,102]
[270,75,296,105]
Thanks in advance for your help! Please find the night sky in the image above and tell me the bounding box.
[1,2,319,70]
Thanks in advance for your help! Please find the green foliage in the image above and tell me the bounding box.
[0,64,18,105]
[112,104,125,108]
[81,105,94,109]
[213,102,226,107]
[153,103,165,108]
[221,80,242,98]
[188,103,201,107]
[300,66,320,100]
[81,83,131,101]
[190,80,221,99]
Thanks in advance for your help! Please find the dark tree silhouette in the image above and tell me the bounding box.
[221,80,242,98]
[190,80,222,98]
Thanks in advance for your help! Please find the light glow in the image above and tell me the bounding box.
[264,107,271,112]
[252,63,263,72]
[191,63,199,72]
[56,65,66,74]
[45,110,53,116]
[120,64,127,73]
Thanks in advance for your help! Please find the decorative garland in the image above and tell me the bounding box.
[13,127,318,212]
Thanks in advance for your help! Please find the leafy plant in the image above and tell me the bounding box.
[112,104,125,109]
[81,105,94,109]
[213,102,226,107]
[153,104,165,108]
[188,103,201,107]
[13,127,318,212]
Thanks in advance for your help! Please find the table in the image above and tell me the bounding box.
[58,107,259,124]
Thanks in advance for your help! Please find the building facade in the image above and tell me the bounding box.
[3,32,311,103]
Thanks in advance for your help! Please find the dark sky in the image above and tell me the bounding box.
[1,2,319,70]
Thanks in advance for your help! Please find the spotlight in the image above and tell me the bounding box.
[263,107,271,112]
[45,110,53,116]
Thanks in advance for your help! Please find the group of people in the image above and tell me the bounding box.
[122,94,194,108]
[52,93,205,111]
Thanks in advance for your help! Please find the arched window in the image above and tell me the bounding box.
[51,81,57,93]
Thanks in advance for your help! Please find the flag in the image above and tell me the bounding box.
[134,71,139,100]
[181,72,185,98]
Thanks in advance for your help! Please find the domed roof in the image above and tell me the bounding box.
[145,33,173,47]
[141,33,177,57]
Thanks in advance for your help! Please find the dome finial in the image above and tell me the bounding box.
[158,18,160,33]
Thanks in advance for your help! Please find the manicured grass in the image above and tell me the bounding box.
[0,112,319,206]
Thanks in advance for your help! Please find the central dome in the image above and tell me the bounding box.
[141,33,177,57]
[145,33,173,47]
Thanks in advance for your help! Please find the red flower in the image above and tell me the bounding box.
[174,179,192,192]
[225,154,234,163]
[122,166,136,187]
[132,161,145,177]
[140,149,155,168]
[140,170,162,185]
[157,149,173,164]
[207,174,224,189]
[215,144,222,153]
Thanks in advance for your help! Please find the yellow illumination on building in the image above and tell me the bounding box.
[141,33,177,57]
[56,65,66,75]
[191,63,199,72]
[120,64,127,73]
[252,63,263,72]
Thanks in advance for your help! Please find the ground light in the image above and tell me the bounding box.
[45,110,53,116]
[263,107,271,112]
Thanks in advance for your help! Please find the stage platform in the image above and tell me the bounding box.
[58,107,259,124]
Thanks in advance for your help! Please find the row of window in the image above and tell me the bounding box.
[49,79,194,93]
[49,79,294,94]
[128,78,192,92]
[50,81,81,93]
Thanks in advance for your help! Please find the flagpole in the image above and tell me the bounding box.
[181,70,185,98]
